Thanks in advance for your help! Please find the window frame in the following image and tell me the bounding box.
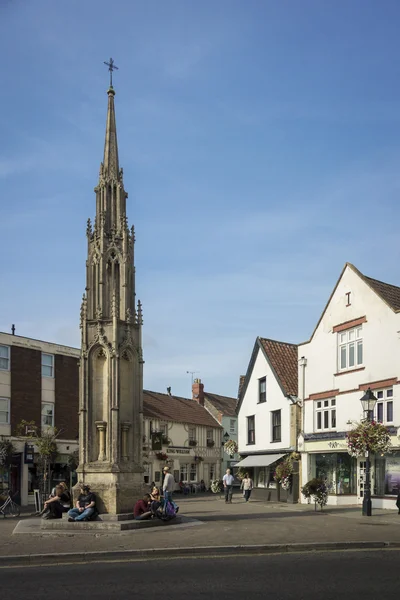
[338,326,363,372]
[229,419,235,433]
[189,463,197,482]
[188,426,196,442]
[271,409,281,442]
[375,388,394,425]
[41,353,54,378]
[180,463,188,482]
[314,398,336,432]
[41,402,55,428]
[0,346,10,371]
[258,377,266,403]
[247,415,255,445]
[206,429,213,442]
[0,398,10,425]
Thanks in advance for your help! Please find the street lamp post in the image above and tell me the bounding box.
[360,387,378,517]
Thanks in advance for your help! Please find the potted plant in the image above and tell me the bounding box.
[155,452,168,461]
[207,440,215,448]
[194,455,204,462]
[274,457,294,491]
[189,439,197,447]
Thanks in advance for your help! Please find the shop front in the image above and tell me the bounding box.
[302,434,400,509]
[235,453,286,502]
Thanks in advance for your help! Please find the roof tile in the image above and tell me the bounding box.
[143,390,221,428]
[259,338,298,396]
[204,392,238,417]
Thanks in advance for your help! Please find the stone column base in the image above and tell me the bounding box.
[74,468,145,514]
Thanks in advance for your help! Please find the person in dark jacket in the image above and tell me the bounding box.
[396,490,400,514]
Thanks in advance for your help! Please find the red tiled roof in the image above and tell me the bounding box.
[204,392,238,417]
[259,338,298,396]
[362,275,400,312]
[143,390,221,428]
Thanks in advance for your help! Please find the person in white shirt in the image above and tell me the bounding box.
[162,467,175,502]
[222,468,235,504]
[240,473,253,502]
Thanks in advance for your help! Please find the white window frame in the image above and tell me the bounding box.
[189,463,197,482]
[188,427,196,442]
[338,326,363,371]
[0,398,10,425]
[206,429,213,442]
[375,388,394,425]
[0,346,10,371]
[315,398,336,432]
[42,353,54,378]
[180,463,188,482]
[229,419,235,433]
[271,409,281,442]
[258,377,266,403]
[41,403,55,428]
[209,463,216,481]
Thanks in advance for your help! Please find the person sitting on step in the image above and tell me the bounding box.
[134,494,153,520]
[42,484,71,519]
[68,484,97,522]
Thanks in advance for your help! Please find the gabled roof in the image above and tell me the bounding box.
[237,337,298,414]
[143,390,221,429]
[302,263,400,344]
[204,392,238,417]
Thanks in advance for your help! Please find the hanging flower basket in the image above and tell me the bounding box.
[194,455,204,462]
[274,457,294,486]
[0,440,15,468]
[224,439,238,457]
[155,452,168,461]
[346,420,392,457]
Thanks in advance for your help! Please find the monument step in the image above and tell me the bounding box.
[61,512,135,522]
[42,516,182,531]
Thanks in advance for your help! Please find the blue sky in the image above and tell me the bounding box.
[1,0,400,399]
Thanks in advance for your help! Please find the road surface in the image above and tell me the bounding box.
[2,550,397,599]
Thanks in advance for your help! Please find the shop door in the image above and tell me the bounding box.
[357,459,374,504]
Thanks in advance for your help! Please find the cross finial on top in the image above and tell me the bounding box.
[104,57,119,88]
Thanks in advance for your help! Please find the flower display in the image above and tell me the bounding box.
[302,478,329,508]
[224,439,238,457]
[210,479,222,493]
[155,452,168,461]
[274,457,294,485]
[0,440,15,468]
[346,420,392,457]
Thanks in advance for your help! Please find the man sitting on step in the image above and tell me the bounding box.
[68,484,97,522]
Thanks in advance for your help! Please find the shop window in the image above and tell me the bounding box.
[315,399,336,431]
[375,388,394,424]
[310,453,356,495]
[180,464,188,482]
[189,463,197,482]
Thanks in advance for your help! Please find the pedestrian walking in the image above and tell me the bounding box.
[396,489,400,514]
[240,473,253,502]
[223,468,235,504]
[162,467,175,502]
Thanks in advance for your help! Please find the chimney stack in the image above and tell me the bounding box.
[192,378,205,406]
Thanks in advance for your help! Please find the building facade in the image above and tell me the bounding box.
[0,331,79,505]
[142,390,222,489]
[237,337,299,500]
[191,378,239,475]
[299,263,400,509]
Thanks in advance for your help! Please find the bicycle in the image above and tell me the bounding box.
[0,489,21,518]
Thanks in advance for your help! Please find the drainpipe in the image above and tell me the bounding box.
[298,356,307,435]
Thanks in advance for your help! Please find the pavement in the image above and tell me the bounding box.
[2,494,400,564]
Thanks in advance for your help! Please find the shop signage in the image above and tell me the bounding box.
[24,443,35,464]
[168,447,191,455]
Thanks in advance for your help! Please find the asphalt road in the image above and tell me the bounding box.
[2,551,399,599]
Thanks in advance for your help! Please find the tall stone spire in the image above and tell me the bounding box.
[77,73,144,515]
[102,87,119,180]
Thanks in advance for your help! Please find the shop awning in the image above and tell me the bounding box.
[235,453,286,468]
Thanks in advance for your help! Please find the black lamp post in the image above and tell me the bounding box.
[360,387,378,517]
